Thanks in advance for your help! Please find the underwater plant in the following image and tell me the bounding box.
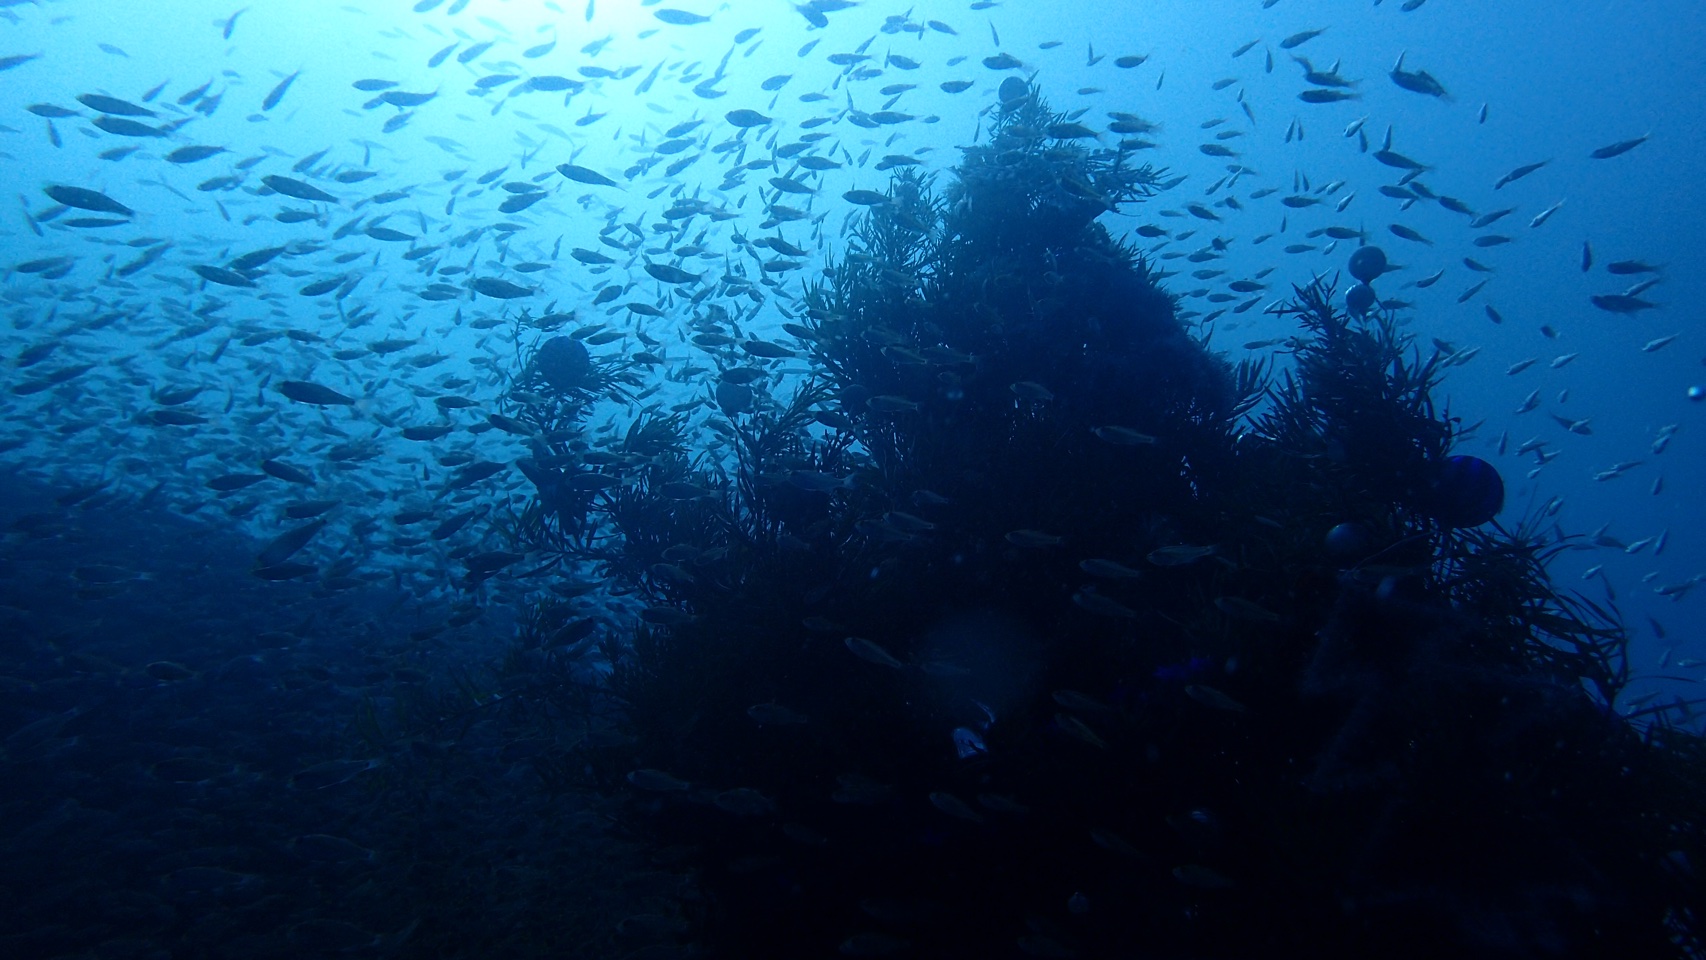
[480,84,1704,959]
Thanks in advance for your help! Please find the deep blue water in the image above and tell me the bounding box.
[1,1,1703,957]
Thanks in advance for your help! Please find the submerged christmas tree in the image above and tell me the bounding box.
[481,82,1704,959]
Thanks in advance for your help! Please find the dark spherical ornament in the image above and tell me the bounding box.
[534,337,591,392]
[1347,245,1388,284]
[1324,522,1371,558]
[1427,455,1505,528]
[839,383,871,412]
[1344,282,1377,316]
[715,379,753,415]
[1689,385,1706,402]
[998,76,1029,104]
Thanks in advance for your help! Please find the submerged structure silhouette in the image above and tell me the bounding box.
[484,83,1703,958]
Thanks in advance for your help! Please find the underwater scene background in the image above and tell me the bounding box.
[1,0,1703,957]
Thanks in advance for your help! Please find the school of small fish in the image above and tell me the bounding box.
[0,0,1699,821]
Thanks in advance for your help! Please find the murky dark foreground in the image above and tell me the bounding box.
[0,475,672,960]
